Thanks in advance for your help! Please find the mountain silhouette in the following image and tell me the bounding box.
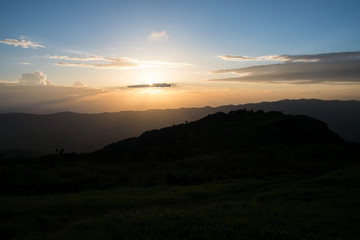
[2,109,354,196]
[98,109,342,163]
[1,107,359,240]
[0,99,359,155]
[239,99,360,143]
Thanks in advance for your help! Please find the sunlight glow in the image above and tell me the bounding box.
[138,69,164,85]
[140,88,162,94]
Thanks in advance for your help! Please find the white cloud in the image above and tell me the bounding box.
[49,55,105,61]
[148,30,169,41]
[0,80,17,86]
[51,55,189,69]
[0,37,45,48]
[55,59,138,69]
[16,71,54,86]
[219,55,261,61]
[219,54,306,62]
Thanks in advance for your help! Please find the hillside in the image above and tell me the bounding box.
[0,99,359,154]
[0,107,220,154]
[99,109,342,159]
[2,109,356,195]
[1,109,359,239]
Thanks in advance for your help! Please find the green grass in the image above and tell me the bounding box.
[1,163,360,240]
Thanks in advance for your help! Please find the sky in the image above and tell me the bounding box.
[1,0,360,113]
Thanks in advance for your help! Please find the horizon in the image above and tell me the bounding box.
[0,98,357,115]
[1,0,360,113]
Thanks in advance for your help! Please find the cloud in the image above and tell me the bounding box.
[219,54,303,62]
[219,54,291,62]
[0,85,106,113]
[148,30,169,41]
[16,71,54,86]
[51,55,189,69]
[0,37,45,48]
[73,81,85,87]
[49,55,105,61]
[55,57,138,69]
[0,80,17,86]
[219,52,360,63]
[211,52,360,84]
[219,55,264,61]
[127,83,172,88]
[0,71,54,86]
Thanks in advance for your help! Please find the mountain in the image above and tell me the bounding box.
[1,109,359,239]
[240,99,360,143]
[2,109,357,195]
[0,99,359,154]
[96,108,359,178]
[0,108,221,154]
[99,109,342,160]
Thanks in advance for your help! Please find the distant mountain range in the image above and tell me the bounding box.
[0,99,359,155]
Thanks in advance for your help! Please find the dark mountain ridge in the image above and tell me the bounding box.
[241,99,360,143]
[0,99,359,155]
[99,109,342,161]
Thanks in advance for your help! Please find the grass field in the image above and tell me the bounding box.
[1,162,359,240]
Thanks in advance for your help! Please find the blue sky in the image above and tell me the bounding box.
[1,0,360,112]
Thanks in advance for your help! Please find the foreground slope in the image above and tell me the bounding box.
[2,109,355,195]
[1,110,359,239]
[0,110,360,240]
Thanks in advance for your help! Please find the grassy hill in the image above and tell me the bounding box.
[0,109,359,239]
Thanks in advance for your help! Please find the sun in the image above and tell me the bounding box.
[130,69,173,94]
[138,69,163,86]
[144,75,156,86]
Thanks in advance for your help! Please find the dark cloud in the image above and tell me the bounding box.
[127,83,172,88]
[278,52,360,63]
[219,51,360,63]
[212,52,360,84]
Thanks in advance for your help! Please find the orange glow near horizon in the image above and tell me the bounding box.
[1,81,360,114]
[45,82,360,114]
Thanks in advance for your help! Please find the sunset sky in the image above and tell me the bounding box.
[1,0,360,113]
